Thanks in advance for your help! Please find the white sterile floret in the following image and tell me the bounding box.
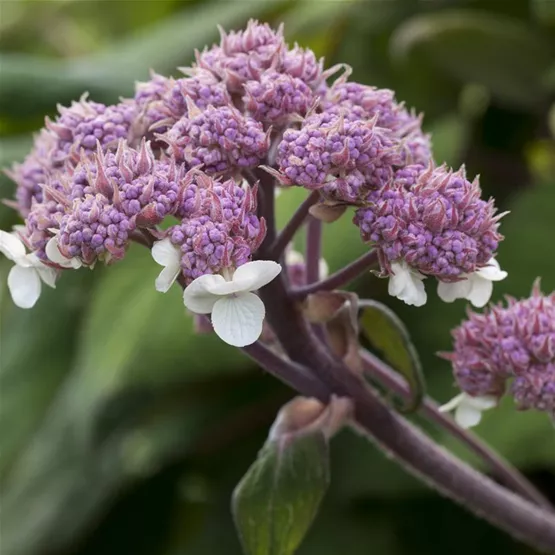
[0,230,57,309]
[151,238,182,292]
[183,260,282,347]
[438,392,497,429]
[437,258,507,308]
[285,249,329,279]
[45,236,83,269]
[388,261,427,307]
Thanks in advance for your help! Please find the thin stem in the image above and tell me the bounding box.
[290,249,379,299]
[305,216,322,284]
[255,267,555,552]
[359,348,553,510]
[242,341,330,400]
[270,190,320,260]
[253,167,277,251]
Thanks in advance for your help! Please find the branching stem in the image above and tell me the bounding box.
[290,249,378,299]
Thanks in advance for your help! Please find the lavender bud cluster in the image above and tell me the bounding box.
[2,19,507,318]
[354,164,503,282]
[444,282,555,416]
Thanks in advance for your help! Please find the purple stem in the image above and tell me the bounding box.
[270,190,320,260]
[359,348,553,510]
[290,249,379,299]
[305,216,322,284]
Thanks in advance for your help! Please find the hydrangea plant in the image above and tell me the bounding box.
[1,19,554,554]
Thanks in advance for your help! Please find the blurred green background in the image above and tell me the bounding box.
[1,1,554,554]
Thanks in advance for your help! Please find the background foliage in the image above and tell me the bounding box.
[1,1,554,554]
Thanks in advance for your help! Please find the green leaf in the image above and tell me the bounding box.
[390,10,554,110]
[232,431,330,555]
[359,299,425,412]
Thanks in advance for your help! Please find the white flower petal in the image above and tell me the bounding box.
[35,264,57,289]
[439,393,496,429]
[151,238,181,267]
[232,260,282,292]
[45,237,82,269]
[438,393,465,413]
[476,258,507,281]
[210,292,265,347]
[0,230,26,261]
[455,403,483,429]
[319,258,329,279]
[7,265,41,309]
[183,274,228,313]
[155,264,180,293]
[388,262,427,307]
[437,279,472,303]
[465,394,497,411]
[467,274,493,308]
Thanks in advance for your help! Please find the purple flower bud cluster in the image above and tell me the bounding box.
[444,283,555,415]
[322,81,432,166]
[58,193,134,265]
[6,130,59,216]
[163,104,269,175]
[46,96,137,161]
[166,171,266,283]
[276,112,403,203]
[243,71,313,125]
[354,165,503,280]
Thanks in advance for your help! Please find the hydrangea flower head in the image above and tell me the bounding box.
[276,112,403,204]
[152,170,266,289]
[323,80,432,166]
[354,164,506,306]
[163,102,269,176]
[243,71,314,125]
[195,20,286,91]
[440,282,555,426]
[55,192,134,266]
[46,96,137,162]
[5,129,59,216]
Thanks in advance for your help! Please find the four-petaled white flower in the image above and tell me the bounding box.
[45,236,83,269]
[151,238,182,292]
[0,230,57,309]
[183,260,282,347]
[439,392,497,429]
[437,258,507,308]
[388,261,427,307]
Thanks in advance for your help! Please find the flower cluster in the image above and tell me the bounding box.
[0,19,511,348]
[354,164,506,306]
[440,282,555,427]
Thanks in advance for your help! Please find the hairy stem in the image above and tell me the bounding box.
[256,240,555,551]
[305,216,322,284]
[270,190,320,259]
[290,249,378,299]
[359,348,553,510]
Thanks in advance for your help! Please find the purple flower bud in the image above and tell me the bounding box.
[354,164,504,280]
[444,282,555,416]
[163,105,269,175]
[243,71,314,125]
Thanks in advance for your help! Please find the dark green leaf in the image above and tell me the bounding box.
[390,10,553,110]
[232,431,329,555]
[359,299,425,412]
